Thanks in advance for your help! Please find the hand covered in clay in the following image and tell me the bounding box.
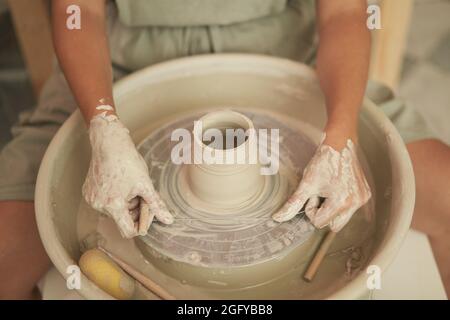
[82,113,173,238]
[272,139,371,232]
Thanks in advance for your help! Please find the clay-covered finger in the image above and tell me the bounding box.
[272,189,310,222]
[143,191,174,225]
[312,200,345,229]
[138,200,155,235]
[305,196,320,220]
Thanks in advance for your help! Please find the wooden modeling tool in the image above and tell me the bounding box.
[303,230,337,282]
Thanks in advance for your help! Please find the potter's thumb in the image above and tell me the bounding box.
[138,200,155,235]
[143,192,174,225]
[272,192,309,222]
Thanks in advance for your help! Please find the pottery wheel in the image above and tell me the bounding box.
[137,110,318,268]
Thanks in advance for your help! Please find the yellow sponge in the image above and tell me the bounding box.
[79,248,135,300]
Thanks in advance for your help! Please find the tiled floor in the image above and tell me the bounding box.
[0,0,449,149]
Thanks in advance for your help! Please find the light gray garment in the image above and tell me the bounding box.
[0,1,435,201]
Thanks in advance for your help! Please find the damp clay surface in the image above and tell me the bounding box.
[77,109,377,299]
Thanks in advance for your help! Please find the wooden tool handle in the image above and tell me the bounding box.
[303,231,337,282]
[99,247,175,300]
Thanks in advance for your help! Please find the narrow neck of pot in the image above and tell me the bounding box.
[187,110,265,208]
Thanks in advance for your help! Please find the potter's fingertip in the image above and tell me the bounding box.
[156,211,174,225]
[271,213,284,222]
[271,215,280,222]
[164,214,174,224]
[138,229,148,236]
[272,211,292,223]
[274,203,303,222]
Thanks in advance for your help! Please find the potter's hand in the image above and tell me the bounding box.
[82,113,173,238]
[272,139,371,232]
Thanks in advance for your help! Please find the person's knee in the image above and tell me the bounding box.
[0,201,50,299]
[407,139,450,236]
[0,200,34,249]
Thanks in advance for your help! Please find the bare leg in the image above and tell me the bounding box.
[407,139,450,297]
[0,201,51,299]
